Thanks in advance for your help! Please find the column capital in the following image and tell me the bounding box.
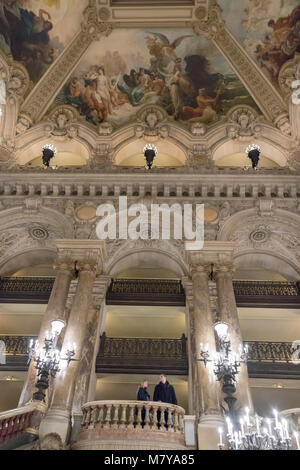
[55,239,107,275]
[186,242,235,270]
[214,264,235,275]
[190,264,211,280]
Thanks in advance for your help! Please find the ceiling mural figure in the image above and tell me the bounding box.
[54,28,259,130]
[0,0,88,85]
[219,0,300,88]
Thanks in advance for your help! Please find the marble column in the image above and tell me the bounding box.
[70,276,110,443]
[39,240,106,443]
[186,247,223,450]
[185,264,220,417]
[215,265,253,412]
[18,245,75,407]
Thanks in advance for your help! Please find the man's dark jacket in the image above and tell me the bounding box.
[153,381,177,405]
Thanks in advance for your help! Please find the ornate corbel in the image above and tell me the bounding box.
[226,105,261,141]
[135,105,169,142]
[45,105,80,140]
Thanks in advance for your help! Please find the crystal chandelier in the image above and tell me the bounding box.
[28,319,76,401]
[218,408,300,450]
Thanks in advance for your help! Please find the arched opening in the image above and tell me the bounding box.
[114,139,186,168]
[213,140,287,168]
[15,139,90,168]
[0,251,56,411]
[95,248,189,413]
[233,253,300,416]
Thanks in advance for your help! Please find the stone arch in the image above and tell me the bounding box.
[217,208,300,279]
[0,247,57,277]
[14,129,91,166]
[212,135,288,167]
[0,205,74,275]
[105,240,188,278]
[233,251,300,281]
[113,135,188,167]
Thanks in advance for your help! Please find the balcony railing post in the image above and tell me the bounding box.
[112,404,119,429]
[127,404,135,430]
[119,404,127,429]
[144,404,151,430]
[104,405,112,429]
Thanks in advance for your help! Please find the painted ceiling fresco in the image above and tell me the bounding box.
[0,0,88,84]
[54,28,260,129]
[219,0,300,87]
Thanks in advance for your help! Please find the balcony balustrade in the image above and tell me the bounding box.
[0,402,46,449]
[0,335,299,378]
[72,400,186,450]
[1,277,299,307]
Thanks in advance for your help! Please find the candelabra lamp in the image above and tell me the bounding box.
[245,144,261,170]
[42,144,57,168]
[28,319,76,402]
[143,144,157,170]
[218,408,300,450]
[199,321,248,425]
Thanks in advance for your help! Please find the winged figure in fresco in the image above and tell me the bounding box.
[146,32,192,75]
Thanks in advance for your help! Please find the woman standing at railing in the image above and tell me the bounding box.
[137,380,150,424]
[137,380,150,402]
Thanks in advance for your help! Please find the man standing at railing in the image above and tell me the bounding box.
[153,374,177,429]
[153,374,177,405]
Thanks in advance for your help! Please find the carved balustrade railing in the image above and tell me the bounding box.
[106,278,186,306]
[234,280,300,308]
[81,400,185,434]
[98,333,187,358]
[1,334,300,378]
[0,402,46,449]
[234,281,300,297]
[0,335,36,371]
[246,341,299,363]
[0,335,36,356]
[0,277,54,303]
[1,277,299,307]
[73,401,186,450]
[96,334,188,375]
[0,171,299,201]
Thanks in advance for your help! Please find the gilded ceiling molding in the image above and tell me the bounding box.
[192,2,291,135]
[18,2,114,130]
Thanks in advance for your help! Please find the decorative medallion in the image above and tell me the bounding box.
[29,226,49,240]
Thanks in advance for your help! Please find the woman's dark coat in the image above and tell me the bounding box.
[137,387,150,401]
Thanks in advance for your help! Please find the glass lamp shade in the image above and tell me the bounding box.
[51,319,66,336]
[214,321,229,339]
